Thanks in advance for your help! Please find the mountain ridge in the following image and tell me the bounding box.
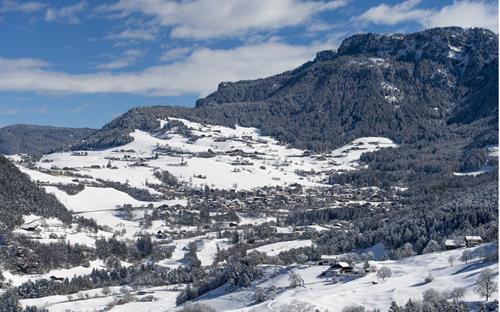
[72,27,497,154]
[0,124,96,155]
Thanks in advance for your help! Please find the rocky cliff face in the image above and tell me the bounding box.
[197,27,497,124]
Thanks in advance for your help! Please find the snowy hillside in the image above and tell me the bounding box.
[15,118,397,191]
[5,118,398,243]
[0,25,497,312]
[17,244,498,312]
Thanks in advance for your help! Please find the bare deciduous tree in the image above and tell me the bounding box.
[279,300,317,312]
[448,255,454,267]
[289,272,304,288]
[377,266,392,280]
[460,250,473,264]
[474,268,497,302]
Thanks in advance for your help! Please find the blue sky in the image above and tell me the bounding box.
[0,0,497,128]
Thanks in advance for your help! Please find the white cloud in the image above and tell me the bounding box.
[0,40,334,97]
[425,1,498,32]
[98,49,146,70]
[356,0,498,32]
[0,57,48,70]
[107,26,158,42]
[356,0,429,25]
[100,0,348,40]
[159,47,194,62]
[0,104,20,115]
[68,103,92,113]
[45,1,87,24]
[0,0,46,13]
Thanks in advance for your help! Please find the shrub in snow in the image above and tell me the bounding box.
[363,260,370,271]
[101,286,111,296]
[154,170,178,186]
[278,300,317,312]
[289,272,304,288]
[180,302,216,312]
[254,287,276,302]
[449,287,466,303]
[423,289,442,303]
[342,305,366,312]
[424,273,434,283]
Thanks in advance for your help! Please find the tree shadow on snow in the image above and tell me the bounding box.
[452,261,492,276]
[431,266,447,271]
[410,281,431,287]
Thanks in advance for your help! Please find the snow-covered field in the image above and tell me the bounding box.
[12,214,113,247]
[7,118,496,312]
[250,240,313,257]
[6,118,397,237]
[18,244,497,312]
[4,260,107,287]
[193,244,499,312]
[14,118,397,191]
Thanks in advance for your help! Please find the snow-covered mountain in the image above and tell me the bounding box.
[0,26,497,312]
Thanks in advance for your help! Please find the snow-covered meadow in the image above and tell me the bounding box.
[17,244,498,312]
[17,118,397,191]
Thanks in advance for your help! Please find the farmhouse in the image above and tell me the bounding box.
[332,261,354,273]
[444,239,465,250]
[465,236,483,247]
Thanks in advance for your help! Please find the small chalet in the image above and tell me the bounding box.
[331,261,354,273]
[465,236,483,247]
[318,261,354,278]
[444,239,465,250]
[50,276,64,282]
[21,224,38,232]
[318,255,336,266]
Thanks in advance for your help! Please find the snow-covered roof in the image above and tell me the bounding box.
[337,262,351,268]
[465,236,482,241]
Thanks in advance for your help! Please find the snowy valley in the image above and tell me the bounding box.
[1,117,497,312]
[0,26,498,312]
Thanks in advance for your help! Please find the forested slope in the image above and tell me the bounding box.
[0,125,96,155]
[74,27,497,154]
[0,155,70,234]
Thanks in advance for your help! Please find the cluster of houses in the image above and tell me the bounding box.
[444,236,483,250]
